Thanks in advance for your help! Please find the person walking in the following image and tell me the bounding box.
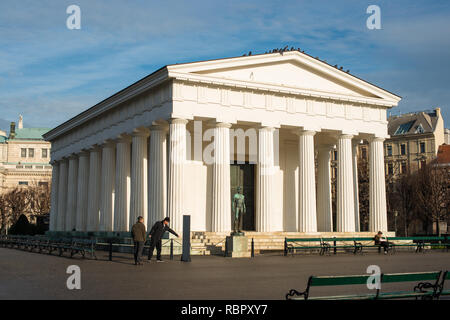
[131,216,146,265]
[148,217,179,262]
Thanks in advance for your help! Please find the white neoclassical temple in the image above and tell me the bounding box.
[44,51,401,235]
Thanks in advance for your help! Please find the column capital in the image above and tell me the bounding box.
[294,129,316,137]
[215,122,232,129]
[259,126,275,132]
[170,118,189,125]
[101,139,116,148]
[339,133,354,140]
[150,120,169,132]
[78,150,90,157]
[117,133,132,143]
[88,144,102,152]
[132,127,150,137]
[68,154,78,160]
[369,136,385,143]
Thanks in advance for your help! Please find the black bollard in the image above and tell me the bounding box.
[170,239,174,260]
[224,238,228,257]
[251,238,254,258]
[284,238,287,256]
[108,239,113,261]
[181,215,191,262]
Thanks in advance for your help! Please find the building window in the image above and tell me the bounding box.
[387,163,394,175]
[387,145,392,156]
[420,160,427,169]
[400,144,406,155]
[18,181,28,186]
[21,148,27,157]
[333,151,338,161]
[419,142,426,154]
[415,125,424,134]
[42,148,48,158]
[401,162,407,174]
[28,148,34,158]
[38,181,49,188]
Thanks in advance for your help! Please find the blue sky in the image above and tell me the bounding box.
[0,0,449,130]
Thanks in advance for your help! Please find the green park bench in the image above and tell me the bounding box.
[286,274,376,300]
[284,238,324,256]
[70,238,97,259]
[377,271,442,299]
[321,237,361,255]
[286,271,443,300]
[436,271,450,299]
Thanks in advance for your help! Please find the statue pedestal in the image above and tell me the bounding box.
[226,235,250,258]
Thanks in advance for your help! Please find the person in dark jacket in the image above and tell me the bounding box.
[148,217,179,262]
[374,231,389,254]
[131,216,146,265]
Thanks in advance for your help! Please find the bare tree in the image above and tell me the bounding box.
[28,183,51,217]
[415,163,449,235]
[0,194,8,234]
[3,187,31,226]
[392,171,417,236]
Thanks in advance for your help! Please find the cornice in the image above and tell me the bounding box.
[43,67,169,142]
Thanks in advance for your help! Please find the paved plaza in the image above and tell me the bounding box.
[0,248,449,300]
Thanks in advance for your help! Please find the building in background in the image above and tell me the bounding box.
[445,128,450,145]
[384,108,445,177]
[0,115,52,193]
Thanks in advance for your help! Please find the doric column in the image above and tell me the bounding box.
[369,137,388,232]
[297,130,317,233]
[66,155,78,231]
[336,134,356,232]
[75,151,90,231]
[130,128,149,229]
[167,118,188,232]
[114,134,131,231]
[352,141,361,232]
[211,122,232,232]
[56,159,68,231]
[49,161,59,231]
[149,123,168,227]
[256,126,275,232]
[87,146,102,231]
[99,141,116,231]
[316,145,333,232]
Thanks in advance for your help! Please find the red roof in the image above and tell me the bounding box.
[437,144,450,164]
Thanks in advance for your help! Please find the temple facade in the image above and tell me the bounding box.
[44,51,401,234]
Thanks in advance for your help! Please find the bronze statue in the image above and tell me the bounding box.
[232,186,246,234]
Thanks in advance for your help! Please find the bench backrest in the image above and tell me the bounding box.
[381,271,441,284]
[286,238,323,242]
[309,275,371,287]
[321,237,361,242]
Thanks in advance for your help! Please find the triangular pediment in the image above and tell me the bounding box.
[167,51,401,104]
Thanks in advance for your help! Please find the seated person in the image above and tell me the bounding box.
[374,231,389,254]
